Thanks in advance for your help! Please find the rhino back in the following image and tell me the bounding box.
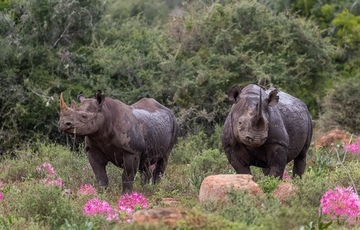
[131,98,178,159]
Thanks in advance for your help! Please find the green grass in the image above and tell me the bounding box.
[0,133,360,229]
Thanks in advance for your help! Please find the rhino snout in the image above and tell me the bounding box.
[245,136,253,142]
[59,120,74,132]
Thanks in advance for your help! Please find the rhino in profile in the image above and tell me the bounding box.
[59,90,178,193]
[221,84,312,178]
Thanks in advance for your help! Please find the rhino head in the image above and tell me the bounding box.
[59,91,106,136]
[228,85,279,147]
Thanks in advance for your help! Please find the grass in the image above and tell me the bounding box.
[0,131,360,229]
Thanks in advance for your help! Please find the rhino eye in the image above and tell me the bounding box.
[81,114,88,119]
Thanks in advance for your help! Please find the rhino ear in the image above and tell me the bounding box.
[77,92,85,102]
[95,90,105,107]
[266,89,279,106]
[227,85,241,103]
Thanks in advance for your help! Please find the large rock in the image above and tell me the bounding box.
[133,208,186,228]
[272,182,298,204]
[315,129,351,150]
[199,174,264,203]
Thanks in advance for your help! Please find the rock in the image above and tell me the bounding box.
[199,174,264,203]
[133,208,186,228]
[272,182,298,203]
[315,129,351,150]
[161,197,179,206]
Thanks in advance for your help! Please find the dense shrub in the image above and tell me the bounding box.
[164,0,335,121]
[0,0,337,153]
[319,76,360,134]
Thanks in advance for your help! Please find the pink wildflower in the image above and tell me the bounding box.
[0,192,3,201]
[37,163,63,188]
[43,178,63,188]
[42,163,56,175]
[282,170,292,180]
[83,192,149,223]
[77,184,97,196]
[117,192,149,216]
[84,198,118,221]
[320,186,360,222]
[344,136,360,155]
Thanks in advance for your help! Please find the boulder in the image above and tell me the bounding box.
[272,182,298,204]
[133,208,186,228]
[199,174,264,203]
[161,197,179,206]
[315,129,351,150]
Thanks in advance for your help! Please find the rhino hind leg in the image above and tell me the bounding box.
[152,158,168,184]
[293,145,308,178]
[139,161,152,185]
[293,127,311,178]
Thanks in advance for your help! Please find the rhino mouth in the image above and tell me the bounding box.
[59,124,76,134]
[240,135,267,147]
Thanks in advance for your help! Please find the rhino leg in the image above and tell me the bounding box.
[224,144,251,174]
[122,154,140,194]
[262,167,270,175]
[87,150,109,188]
[139,160,152,185]
[293,128,311,178]
[153,158,168,184]
[293,146,308,178]
[266,144,287,178]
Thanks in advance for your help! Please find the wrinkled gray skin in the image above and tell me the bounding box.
[59,91,178,193]
[221,84,312,178]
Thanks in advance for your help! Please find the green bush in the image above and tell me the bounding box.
[319,76,360,134]
[164,0,335,120]
[257,176,281,194]
[169,130,209,164]
[6,183,83,227]
[188,148,234,189]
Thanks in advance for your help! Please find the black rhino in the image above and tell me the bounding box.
[59,91,178,193]
[221,84,312,178]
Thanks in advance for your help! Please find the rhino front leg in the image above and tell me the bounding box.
[87,150,109,188]
[224,144,251,174]
[122,154,140,194]
[266,144,287,178]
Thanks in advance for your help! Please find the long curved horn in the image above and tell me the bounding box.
[60,92,69,112]
[257,88,262,121]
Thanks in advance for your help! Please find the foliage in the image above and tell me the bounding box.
[1,133,360,228]
[0,0,337,153]
[319,76,360,134]
[169,130,210,164]
[164,0,335,120]
[0,0,105,151]
[257,176,281,194]
[188,148,233,189]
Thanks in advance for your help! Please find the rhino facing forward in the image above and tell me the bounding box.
[221,84,312,178]
[59,91,178,193]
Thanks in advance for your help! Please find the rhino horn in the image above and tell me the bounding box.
[60,92,69,112]
[257,89,262,121]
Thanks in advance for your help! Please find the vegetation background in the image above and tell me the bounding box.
[0,0,360,229]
